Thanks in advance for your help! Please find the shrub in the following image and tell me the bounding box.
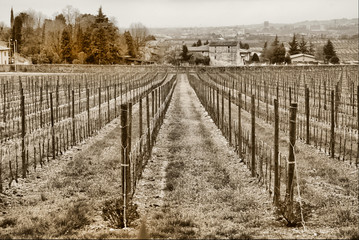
[54,200,92,236]
[102,198,139,228]
[330,56,340,64]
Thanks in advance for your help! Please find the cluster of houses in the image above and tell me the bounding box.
[0,39,317,66]
[186,40,317,66]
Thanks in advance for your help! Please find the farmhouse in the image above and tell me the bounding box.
[208,41,251,66]
[0,46,10,65]
[290,53,318,64]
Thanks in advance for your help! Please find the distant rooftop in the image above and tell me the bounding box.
[209,41,238,47]
[188,45,209,52]
[290,53,315,59]
[0,46,10,51]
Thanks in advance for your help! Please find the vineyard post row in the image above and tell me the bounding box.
[197,67,358,166]
[119,75,177,227]
[219,66,358,131]
[189,73,299,223]
[0,71,164,141]
[0,70,170,193]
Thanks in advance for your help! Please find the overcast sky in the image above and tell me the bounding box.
[1,0,358,28]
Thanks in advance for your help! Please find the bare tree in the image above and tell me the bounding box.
[129,22,149,53]
[35,11,46,29]
[62,5,80,26]
[25,10,46,29]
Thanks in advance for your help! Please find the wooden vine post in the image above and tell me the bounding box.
[146,94,151,154]
[251,94,256,177]
[274,98,280,206]
[238,92,242,159]
[120,103,130,228]
[228,89,232,145]
[21,88,26,178]
[50,92,55,160]
[331,90,335,158]
[86,89,90,136]
[357,85,359,165]
[305,87,310,144]
[285,102,298,222]
[72,90,75,146]
[216,88,220,126]
[139,96,143,148]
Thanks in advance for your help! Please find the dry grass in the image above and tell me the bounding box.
[4,198,92,238]
[136,76,274,239]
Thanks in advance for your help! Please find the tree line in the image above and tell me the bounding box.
[2,6,152,64]
[262,34,339,64]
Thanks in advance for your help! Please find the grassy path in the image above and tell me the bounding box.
[134,74,323,239]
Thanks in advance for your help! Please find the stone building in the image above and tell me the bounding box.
[208,41,251,66]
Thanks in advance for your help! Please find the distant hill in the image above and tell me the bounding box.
[149,18,358,38]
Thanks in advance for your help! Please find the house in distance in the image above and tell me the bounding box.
[208,41,251,66]
[290,53,318,64]
[0,45,10,65]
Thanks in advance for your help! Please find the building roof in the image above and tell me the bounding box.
[209,41,238,47]
[187,45,209,52]
[290,53,315,60]
[0,46,10,51]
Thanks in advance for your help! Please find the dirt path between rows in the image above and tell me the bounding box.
[133,74,323,239]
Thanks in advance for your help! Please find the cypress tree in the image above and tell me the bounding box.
[181,45,191,61]
[10,7,14,28]
[308,41,315,55]
[91,27,108,64]
[323,39,338,63]
[288,34,300,55]
[61,28,72,63]
[299,36,308,54]
[124,31,136,58]
[75,26,83,53]
[82,27,92,62]
[13,15,23,51]
[271,35,279,47]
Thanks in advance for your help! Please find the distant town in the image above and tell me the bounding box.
[0,6,358,67]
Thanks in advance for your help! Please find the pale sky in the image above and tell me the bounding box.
[0,0,358,28]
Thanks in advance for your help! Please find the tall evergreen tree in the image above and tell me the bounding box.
[82,27,92,62]
[271,35,279,47]
[308,41,315,55]
[91,27,108,64]
[181,45,191,61]
[124,31,136,57]
[299,36,308,54]
[323,39,338,64]
[96,6,108,24]
[61,28,72,63]
[13,15,23,51]
[197,39,202,46]
[75,26,83,53]
[261,41,269,62]
[288,34,300,55]
[10,7,14,28]
[271,43,286,64]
